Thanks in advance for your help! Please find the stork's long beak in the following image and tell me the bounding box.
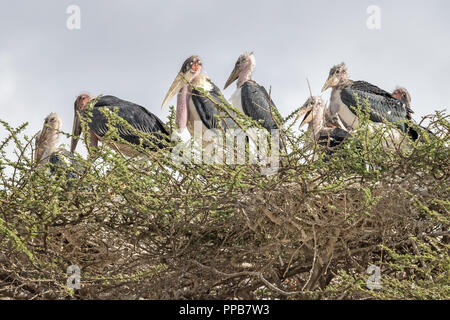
[321,76,339,92]
[294,103,313,128]
[224,65,240,90]
[70,110,81,153]
[162,72,186,108]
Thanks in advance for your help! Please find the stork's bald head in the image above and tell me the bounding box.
[180,55,203,74]
[303,96,323,109]
[162,55,204,109]
[295,96,325,127]
[392,87,411,107]
[43,112,63,131]
[236,52,256,72]
[329,63,347,77]
[74,93,92,111]
[322,62,348,92]
[224,52,256,89]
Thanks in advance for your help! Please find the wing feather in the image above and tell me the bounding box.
[241,81,280,132]
[88,95,169,149]
[191,81,224,130]
[340,82,408,131]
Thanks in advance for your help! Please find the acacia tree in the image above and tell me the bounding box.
[0,97,448,300]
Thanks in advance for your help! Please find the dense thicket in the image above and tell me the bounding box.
[0,100,448,300]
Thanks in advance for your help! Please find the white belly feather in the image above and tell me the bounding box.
[330,89,359,130]
[187,97,207,135]
[229,87,244,114]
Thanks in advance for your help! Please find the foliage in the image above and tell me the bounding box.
[0,99,448,300]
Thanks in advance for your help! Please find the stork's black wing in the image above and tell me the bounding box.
[49,151,78,181]
[340,81,408,131]
[241,81,280,132]
[318,128,351,149]
[89,95,169,148]
[191,81,225,130]
[318,128,353,158]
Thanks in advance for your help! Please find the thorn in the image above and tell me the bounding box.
[306,78,313,97]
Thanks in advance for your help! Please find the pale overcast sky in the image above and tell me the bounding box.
[0,0,449,155]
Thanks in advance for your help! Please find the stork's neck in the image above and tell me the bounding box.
[191,74,214,91]
[237,64,254,87]
[237,74,251,87]
[43,129,60,151]
[36,128,60,163]
[336,78,354,90]
[176,85,190,132]
[311,104,325,140]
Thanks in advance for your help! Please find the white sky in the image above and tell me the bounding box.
[0,0,449,157]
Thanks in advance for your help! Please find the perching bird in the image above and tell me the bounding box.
[35,113,77,179]
[295,96,351,150]
[392,86,435,140]
[161,55,232,148]
[224,52,281,134]
[71,93,169,156]
[321,63,416,139]
[35,112,64,165]
[392,87,412,120]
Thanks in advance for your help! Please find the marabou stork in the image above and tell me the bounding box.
[224,52,281,134]
[161,56,231,147]
[392,86,435,140]
[71,93,169,156]
[392,87,412,120]
[321,63,417,139]
[295,96,351,150]
[35,112,63,165]
[35,113,77,179]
